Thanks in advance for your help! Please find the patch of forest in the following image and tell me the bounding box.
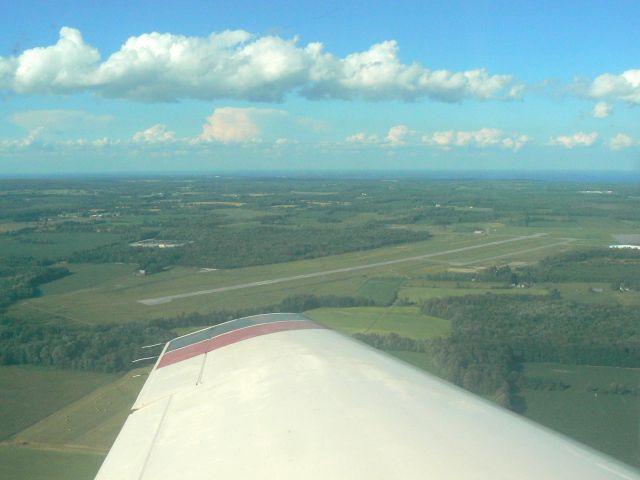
[68,224,432,271]
[0,257,70,309]
[421,293,639,367]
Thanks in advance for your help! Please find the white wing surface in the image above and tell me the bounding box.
[95,313,639,480]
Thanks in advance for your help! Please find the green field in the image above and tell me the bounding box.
[9,233,570,325]
[0,368,149,480]
[355,277,404,304]
[0,445,104,480]
[398,281,548,303]
[306,306,450,339]
[0,366,117,441]
[39,263,136,296]
[16,368,148,451]
[385,350,441,376]
[551,282,640,306]
[521,363,640,467]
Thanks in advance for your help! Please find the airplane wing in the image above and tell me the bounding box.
[95,313,639,480]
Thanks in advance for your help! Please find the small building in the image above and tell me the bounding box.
[609,244,640,250]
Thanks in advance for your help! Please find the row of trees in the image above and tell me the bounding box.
[0,294,374,373]
[422,248,640,290]
[525,248,640,288]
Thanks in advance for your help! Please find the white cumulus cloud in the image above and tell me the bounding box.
[345,132,381,144]
[199,107,284,143]
[304,40,517,102]
[133,124,176,143]
[591,101,612,118]
[609,133,635,150]
[549,132,598,148]
[12,27,100,94]
[424,128,529,151]
[386,125,414,145]
[501,135,530,151]
[0,27,519,103]
[586,70,640,104]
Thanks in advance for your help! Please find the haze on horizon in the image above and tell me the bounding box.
[0,0,638,174]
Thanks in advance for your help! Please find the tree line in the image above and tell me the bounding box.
[422,248,640,290]
[0,257,70,309]
[0,294,373,373]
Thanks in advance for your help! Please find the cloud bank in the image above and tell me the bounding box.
[0,27,519,103]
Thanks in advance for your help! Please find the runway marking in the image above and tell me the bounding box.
[138,233,549,305]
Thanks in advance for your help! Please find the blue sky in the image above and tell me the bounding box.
[0,0,638,173]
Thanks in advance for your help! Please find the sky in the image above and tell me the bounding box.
[0,0,639,174]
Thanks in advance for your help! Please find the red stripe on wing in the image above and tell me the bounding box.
[157,320,324,369]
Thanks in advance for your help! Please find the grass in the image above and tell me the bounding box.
[355,277,404,304]
[0,367,148,480]
[498,215,639,244]
[551,282,640,306]
[521,362,640,467]
[399,282,548,303]
[305,306,450,340]
[0,366,117,441]
[9,233,567,325]
[16,367,149,451]
[435,236,568,265]
[0,445,104,480]
[39,263,135,296]
[385,350,441,376]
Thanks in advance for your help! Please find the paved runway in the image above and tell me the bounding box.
[139,233,550,305]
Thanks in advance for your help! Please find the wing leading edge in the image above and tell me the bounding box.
[95,313,639,480]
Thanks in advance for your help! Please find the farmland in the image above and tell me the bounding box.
[1,175,639,477]
[0,445,103,480]
[14,367,148,451]
[0,366,117,441]
[521,363,639,466]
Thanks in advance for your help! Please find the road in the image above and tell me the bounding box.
[138,233,549,305]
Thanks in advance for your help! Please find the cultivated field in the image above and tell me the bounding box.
[15,367,149,452]
[521,363,640,466]
[0,366,117,441]
[0,445,103,480]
